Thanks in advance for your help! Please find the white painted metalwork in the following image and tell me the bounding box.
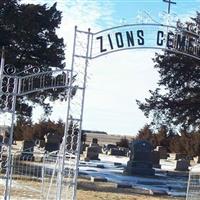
[18,69,70,96]
[186,170,200,200]
[0,24,91,200]
[90,23,200,60]
[0,46,73,199]
[41,26,92,200]
[0,49,18,200]
[1,20,200,200]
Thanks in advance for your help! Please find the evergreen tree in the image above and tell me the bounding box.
[137,13,200,131]
[0,0,65,122]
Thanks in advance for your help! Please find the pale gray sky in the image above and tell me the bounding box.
[1,0,200,136]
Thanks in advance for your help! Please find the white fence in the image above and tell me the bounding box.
[41,151,76,200]
[186,171,200,200]
[0,145,79,199]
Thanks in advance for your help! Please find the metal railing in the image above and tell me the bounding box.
[186,171,200,200]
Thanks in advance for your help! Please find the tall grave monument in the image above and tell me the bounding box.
[124,140,155,176]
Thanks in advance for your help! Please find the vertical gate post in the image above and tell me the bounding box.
[0,47,18,200]
[72,28,91,200]
[4,78,17,200]
[55,26,92,200]
[55,26,78,200]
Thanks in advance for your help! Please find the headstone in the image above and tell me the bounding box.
[91,138,98,145]
[39,139,45,148]
[102,144,117,154]
[20,140,35,161]
[80,143,88,154]
[149,189,168,196]
[90,176,107,182]
[155,146,168,159]
[121,147,130,157]
[35,139,45,148]
[175,159,190,171]
[151,151,161,168]
[116,183,132,188]
[124,140,155,176]
[194,156,200,164]
[114,162,122,166]
[89,138,101,153]
[169,153,186,160]
[45,133,61,152]
[107,148,126,156]
[84,146,100,161]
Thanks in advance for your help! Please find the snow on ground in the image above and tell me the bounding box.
[79,154,188,197]
[190,164,200,172]
[0,154,190,198]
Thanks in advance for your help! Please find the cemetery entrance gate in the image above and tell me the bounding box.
[0,21,200,200]
[0,26,91,200]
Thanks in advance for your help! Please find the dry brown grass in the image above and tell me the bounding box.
[0,177,185,200]
[77,178,185,200]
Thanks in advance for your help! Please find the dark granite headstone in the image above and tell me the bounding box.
[151,151,161,168]
[89,137,101,153]
[20,140,35,161]
[169,153,186,160]
[92,138,98,144]
[45,133,61,152]
[45,143,60,152]
[84,146,100,161]
[108,148,126,156]
[155,146,168,159]
[124,140,155,176]
[175,159,189,171]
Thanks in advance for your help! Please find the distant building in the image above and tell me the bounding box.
[82,130,133,146]
[82,130,107,135]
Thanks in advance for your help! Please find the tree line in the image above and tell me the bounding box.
[136,125,200,156]
[1,1,200,157]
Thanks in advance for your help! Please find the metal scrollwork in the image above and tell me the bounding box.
[159,11,178,26]
[0,63,16,112]
[177,19,200,36]
[1,77,14,94]
[136,11,160,24]
[32,66,40,74]
[24,65,40,75]
[0,94,13,111]
[16,65,41,76]
[3,64,16,75]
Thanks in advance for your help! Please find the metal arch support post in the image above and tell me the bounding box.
[0,44,76,200]
[0,47,18,200]
[72,28,91,200]
[56,26,78,200]
[56,25,92,200]
[4,84,17,200]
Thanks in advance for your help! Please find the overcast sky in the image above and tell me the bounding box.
[2,0,200,136]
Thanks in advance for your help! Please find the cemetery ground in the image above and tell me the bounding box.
[0,177,184,200]
[0,140,195,199]
[77,178,184,200]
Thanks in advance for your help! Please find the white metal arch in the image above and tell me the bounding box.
[0,21,200,200]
